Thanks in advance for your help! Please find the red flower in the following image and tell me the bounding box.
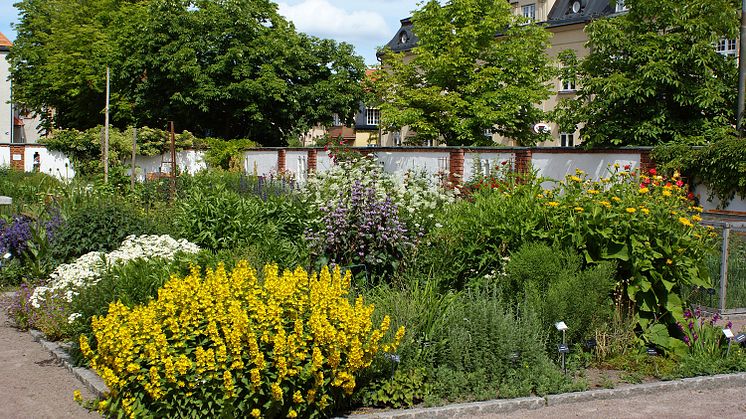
[676,180,684,187]
[687,192,695,200]
[624,164,631,170]
[501,160,508,166]
[649,168,657,175]
[643,177,651,185]
[665,182,672,188]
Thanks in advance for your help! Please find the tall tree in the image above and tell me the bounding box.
[10,0,365,145]
[568,0,740,147]
[373,0,554,146]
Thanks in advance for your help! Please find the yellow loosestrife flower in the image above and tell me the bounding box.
[626,207,636,214]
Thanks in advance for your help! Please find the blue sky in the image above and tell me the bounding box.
[0,0,421,66]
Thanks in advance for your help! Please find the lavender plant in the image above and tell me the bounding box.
[307,180,414,279]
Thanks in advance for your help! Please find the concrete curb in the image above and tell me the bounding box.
[28,329,109,399]
[348,372,746,418]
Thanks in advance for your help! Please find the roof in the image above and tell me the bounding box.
[377,18,418,58]
[546,0,615,28]
[378,1,616,57]
[0,31,12,51]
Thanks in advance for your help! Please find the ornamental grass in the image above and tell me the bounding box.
[81,262,404,418]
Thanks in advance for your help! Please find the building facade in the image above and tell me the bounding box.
[0,31,11,144]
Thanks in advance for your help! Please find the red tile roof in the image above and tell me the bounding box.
[0,32,12,48]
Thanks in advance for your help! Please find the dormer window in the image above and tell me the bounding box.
[522,4,536,21]
[399,31,409,44]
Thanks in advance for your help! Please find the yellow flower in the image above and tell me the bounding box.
[588,189,600,195]
[599,200,611,208]
[679,217,693,227]
[693,206,703,213]
[570,175,582,182]
[547,201,560,207]
[574,207,584,213]
[662,190,672,197]
[666,259,673,265]
[288,410,298,418]
[575,168,585,175]
[638,187,649,194]
[612,196,622,202]
[692,215,702,222]
[626,207,636,214]
[73,390,82,403]
[293,390,303,404]
[271,382,283,401]
[251,408,261,418]
[641,208,650,215]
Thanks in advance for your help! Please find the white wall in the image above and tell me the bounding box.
[0,146,9,167]
[532,152,641,188]
[285,151,308,182]
[22,146,75,181]
[316,153,334,173]
[124,150,206,180]
[244,150,278,176]
[376,151,451,178]
[463,152,516,182]
[0,50,11,144]
[695,184,746,213]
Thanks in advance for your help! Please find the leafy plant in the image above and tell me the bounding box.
[361,367,430,408]
[81,263,405,418]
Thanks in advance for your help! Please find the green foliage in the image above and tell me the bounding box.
[0,168,61,215]
[653,135,746,207]
[420,167,716,354]
[51,197,156,262]
[203,138,258,171]
[505,243,616,346]
[361,368,430,409]
[374,0,554,146]
[11,0,366,144]
[574,0,739,146]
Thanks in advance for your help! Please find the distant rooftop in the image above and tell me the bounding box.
[378,0,616,58]
[0,31,12,51]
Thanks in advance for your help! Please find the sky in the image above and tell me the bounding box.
[0,0,421,66]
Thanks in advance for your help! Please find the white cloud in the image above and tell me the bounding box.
[278,0,390,41]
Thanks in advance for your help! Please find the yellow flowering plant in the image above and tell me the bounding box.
[81,262,404,418]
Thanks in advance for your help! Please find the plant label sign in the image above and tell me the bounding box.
[12,154,22,161]
[557,344,570,354]
[723,329,735,339]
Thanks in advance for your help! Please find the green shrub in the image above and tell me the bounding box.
[505,243,615,348]
[51,197,155,261]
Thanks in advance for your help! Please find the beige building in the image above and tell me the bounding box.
[373,0,628,147]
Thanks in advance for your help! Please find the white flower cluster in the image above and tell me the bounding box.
[30,235,200,308]
[304,156,456,227]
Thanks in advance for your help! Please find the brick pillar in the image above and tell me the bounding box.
[307,149,318,173]
[639,149,655,174]
[10,145,24,171]
[449,149,465,187]
[277,149,286,173]
[514,149,533,175]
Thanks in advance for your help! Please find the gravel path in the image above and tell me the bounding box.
[490,386,746,418]
[0,301,98,419]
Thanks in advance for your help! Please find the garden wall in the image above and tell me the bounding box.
[3,143,745,215]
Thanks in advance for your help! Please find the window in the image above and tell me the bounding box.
[615,0,628,12]
[331,113,342,126]
[366,108,380,126]
[483,128,493,138]
[716,39,737,57]
[423,138,435,147]
[522,4,536,21]
[560,132,574,148]
[561,78,576,92]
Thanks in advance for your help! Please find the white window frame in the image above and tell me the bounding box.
[331,113,342,126]
[522,3,536,21]
[423,138,435,147]
[716,38,737,57]
[560,132,574,148]
[615,0,628,13]
[392,131,402,147]
[560,78,576,92]
[366,108,380,126]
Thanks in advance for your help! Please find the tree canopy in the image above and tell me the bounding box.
[9,0,366,146]
[373,0,554,146]
[562,0,740,147]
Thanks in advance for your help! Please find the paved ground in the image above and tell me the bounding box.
[491,387,746,418]
[0,302,98,419]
